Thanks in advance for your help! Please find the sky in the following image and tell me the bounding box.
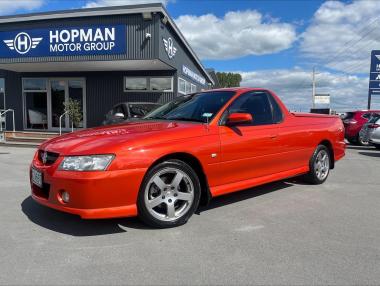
[0,0,379,111]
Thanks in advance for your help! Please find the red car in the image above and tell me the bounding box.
[342,110,380,145]
[30,88,345,228]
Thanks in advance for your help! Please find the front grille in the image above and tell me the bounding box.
[38,150,59,165]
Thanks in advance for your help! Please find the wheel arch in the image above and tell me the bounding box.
[147,152,212,205]
[318,139,335,169]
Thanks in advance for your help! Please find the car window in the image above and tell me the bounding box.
[227,91,274,126]
[368,115,380,123]
[342,112,354,120]
[129,104,160,118]
[112,105,125,117]
[363,113,371,119]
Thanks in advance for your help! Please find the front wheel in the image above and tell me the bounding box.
[137,159,201,228]
[304,145,331,184]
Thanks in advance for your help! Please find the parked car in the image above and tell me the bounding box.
[367,117,380,149]
[30,88,345,228]
[359,114,380,146]
[342,110,380,145]
[103,102,162,125]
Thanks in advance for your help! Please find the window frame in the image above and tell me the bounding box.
[178,77,187,95]
[124,76,173,92]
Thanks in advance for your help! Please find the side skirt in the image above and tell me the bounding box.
[210,166,309,197]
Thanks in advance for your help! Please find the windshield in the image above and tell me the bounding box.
[144,91,236,123]
[368,114,380,123]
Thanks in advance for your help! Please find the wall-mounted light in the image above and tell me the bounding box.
[161,16,168,25]
[142,12,152,21]
[145,33,152,39]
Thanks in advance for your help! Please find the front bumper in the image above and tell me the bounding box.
[30,156,147,219]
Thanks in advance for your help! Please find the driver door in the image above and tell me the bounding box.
[217,91,281,187]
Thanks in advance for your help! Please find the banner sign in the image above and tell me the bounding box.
[314,94,330,105]
[182,65,206,86]
[0,25,126,58]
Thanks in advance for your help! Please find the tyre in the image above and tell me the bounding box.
[304,145,331,184]
[357,134,369,146]
[137,159,201,228]
[374,144,380,150]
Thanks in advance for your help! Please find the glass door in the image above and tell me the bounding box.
[50,80,66,129]
[48,78,86,131]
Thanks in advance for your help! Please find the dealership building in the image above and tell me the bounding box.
[0,3,214,133]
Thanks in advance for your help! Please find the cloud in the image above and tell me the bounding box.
[175,10,297,60]
[301,0,380,74]
[84,0,169,8]
[0,0,43,15]
[239,68,372,111]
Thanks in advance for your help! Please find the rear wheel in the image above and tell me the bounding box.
[137,160,201,228]
[304,145,331,184]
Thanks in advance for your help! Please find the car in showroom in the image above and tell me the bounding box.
[342,110,380,145]
[30,88,346,228]
[103,102,162,125]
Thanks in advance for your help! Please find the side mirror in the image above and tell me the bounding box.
[226,113,253,126]
[114,113,125,119]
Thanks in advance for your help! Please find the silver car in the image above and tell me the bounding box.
[360,115,380,149]
[360,115,379,144]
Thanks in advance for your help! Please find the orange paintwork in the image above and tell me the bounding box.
[30,88,346,219]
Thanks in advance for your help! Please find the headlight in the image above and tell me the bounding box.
[59,155,114,171]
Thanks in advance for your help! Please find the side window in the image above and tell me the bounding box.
[228,91,273,126]
[112,105,125,117]
[363,113,371,119]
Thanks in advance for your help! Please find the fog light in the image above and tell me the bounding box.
[61,191,70,203]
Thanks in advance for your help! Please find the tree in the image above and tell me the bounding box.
[64,99,82,131]
[216,72,242,88]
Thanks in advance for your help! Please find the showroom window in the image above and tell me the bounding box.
[178,78,186,94]
[150,77,173,91]
[125,77,148,91]
[178,77,197,95]
[124,77,173,92]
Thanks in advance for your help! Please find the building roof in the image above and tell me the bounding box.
[0,3,214,85]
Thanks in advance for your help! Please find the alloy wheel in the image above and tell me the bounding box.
[144,167,195,222]
[314,149,330,181]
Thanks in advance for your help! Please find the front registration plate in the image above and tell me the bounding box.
[31,168,43,188]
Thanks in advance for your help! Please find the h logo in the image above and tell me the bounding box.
[163,37,177,59]
[3,32,42,55]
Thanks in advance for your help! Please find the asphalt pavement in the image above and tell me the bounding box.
[0,144,379,285]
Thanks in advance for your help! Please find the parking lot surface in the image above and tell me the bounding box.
[0,145,380,285]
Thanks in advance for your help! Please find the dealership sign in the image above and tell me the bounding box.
[369,50,380,98]
[182,65,206,85]
[0,25,126,58]
[314,94,330,105]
